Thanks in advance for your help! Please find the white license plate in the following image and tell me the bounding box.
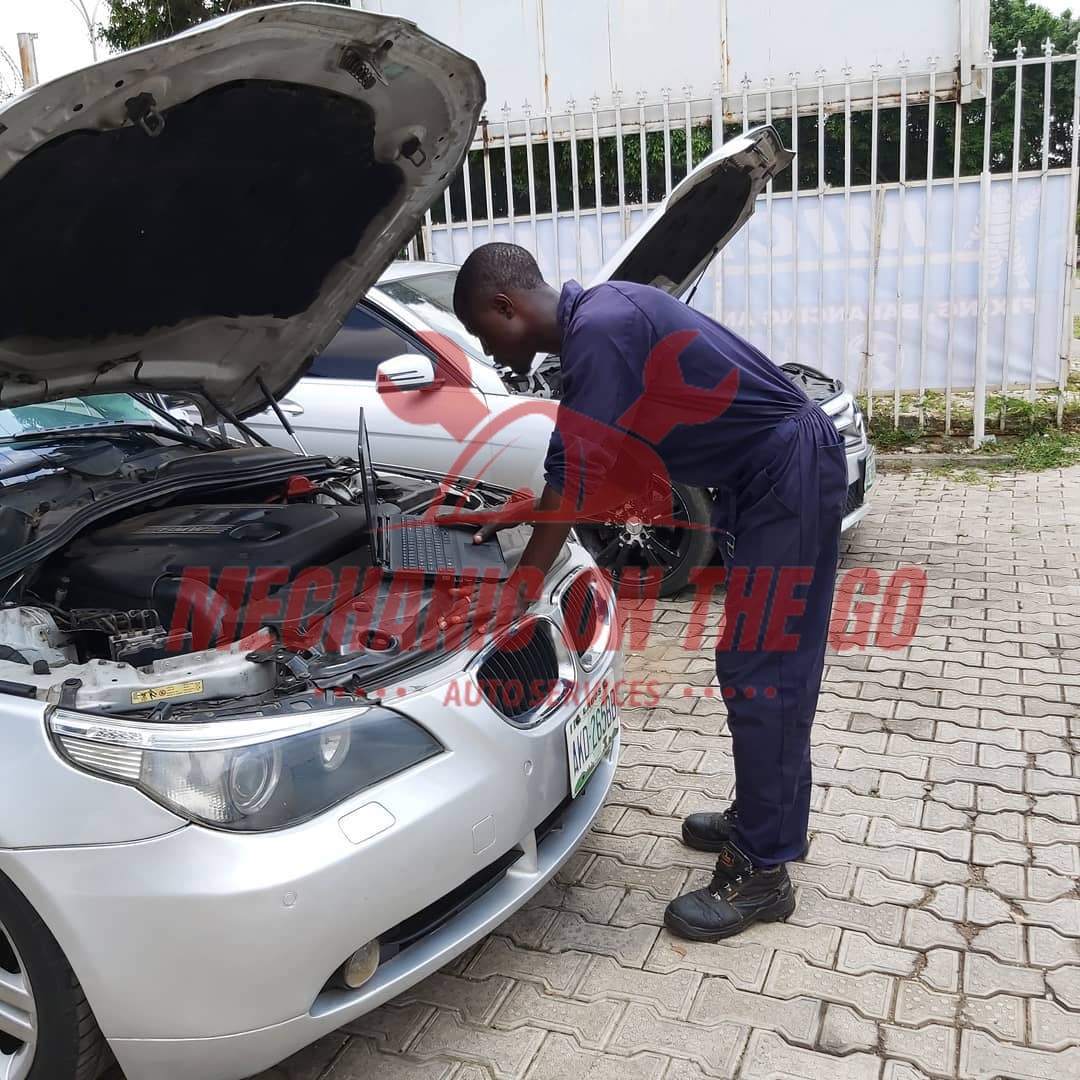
[566,685,619,798]
[864,449,877,492]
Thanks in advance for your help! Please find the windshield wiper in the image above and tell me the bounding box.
[2,421,223,451]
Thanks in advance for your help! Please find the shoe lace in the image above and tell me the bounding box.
[709,843,752,900]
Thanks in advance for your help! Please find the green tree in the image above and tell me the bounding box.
[99,0,347,53]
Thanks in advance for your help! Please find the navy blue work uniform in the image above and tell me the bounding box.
[544,280,848,868]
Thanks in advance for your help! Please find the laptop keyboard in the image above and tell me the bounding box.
[398,517,455,571]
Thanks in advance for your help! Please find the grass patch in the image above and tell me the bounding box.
[868,419,917,450]
[1009,430,1080,471]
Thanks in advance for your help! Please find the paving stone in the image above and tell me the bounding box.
[1047,965,1080,1008]
[853,868,929,908]
[870,818,971,861]
[817,1003,878,1054]
[894,981,960,1026]
[1030,794,1080,823]
[395,973,513,1026]
[324,1042,454,1080]
[610,1003,747,1076]
[268,1032,349,1080]
[836,932,920,977]
[963,953,1045,998]
[496,905,558,948]
[790,887,906,946]
[975,787,1029,813]
[740,1030,882,1080]
[971,922,1026,963]
[645,933,772,992]
[789,860,858,900]
[878,772,933,800]
[613,809,683,841]
[959,1030,1080,1080]
[882,1023,958,1078]
[585,853,690,898]
[467,939,590,994]
[410,1014,546,1078]
[1020,898,1080,936]
[534,883,625,925]
[493,983,620,1048]
[888,732,974,765]
[1029,997,1080,1051]
[610,889,668,930]
[524,1033,668,1080]
[736,919,843,967]
[1027,817,1080,846]
[809,833,917,878]
[837,748,929,780]
[972,832,1030,867]
[904,909,969,951]
[345,1003,434,1051]
[914,852,970,887]
[930,759,1025,790]
[606,784,692,816]
[1028,926,1080,969]
[824,788,924,827]
[576,956,699,1019]
[764,953,895,1020]
[647,767,733,800]
[938,719,1021,749]
[688,978,821,1046]
[961,994,1027,1042]
[540,913,658,967]
[924,884,967,922]
[1031,842,1080,875]
[981,864,1027,902]
[882,1064,932,1080]
[922,801,971,831]
[973,811,1026,842]
[922,950,963,993]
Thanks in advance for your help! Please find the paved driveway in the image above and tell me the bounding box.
[185,464,1080,1078]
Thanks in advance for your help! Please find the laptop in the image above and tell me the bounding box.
[356,408,510,578]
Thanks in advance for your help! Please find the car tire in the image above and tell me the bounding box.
[577,482,715,599]
[0,872,111,1080]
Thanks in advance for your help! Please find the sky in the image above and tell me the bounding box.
[0,0,1077,97]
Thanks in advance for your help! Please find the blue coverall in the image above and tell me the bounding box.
[543,280,849,868]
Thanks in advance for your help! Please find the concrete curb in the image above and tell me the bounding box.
[877,452,1015,469]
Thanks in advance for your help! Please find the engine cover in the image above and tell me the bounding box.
[44,503,371,645]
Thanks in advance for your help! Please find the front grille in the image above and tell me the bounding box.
[560,573,598,658]
[846,478,865,514]
[476,621,560,722]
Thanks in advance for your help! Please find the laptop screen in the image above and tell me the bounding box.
[356,407,379,535]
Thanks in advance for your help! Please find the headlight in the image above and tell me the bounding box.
[49,705,442,832]
[559,569,616,672]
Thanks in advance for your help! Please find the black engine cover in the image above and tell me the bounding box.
[46,503,370,644]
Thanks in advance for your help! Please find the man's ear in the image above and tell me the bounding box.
[493,293,515,320]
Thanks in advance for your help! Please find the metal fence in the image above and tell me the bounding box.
[416,43,1080,443]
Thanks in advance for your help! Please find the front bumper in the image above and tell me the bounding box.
[3,557,624,1080]
[841,442,875,534]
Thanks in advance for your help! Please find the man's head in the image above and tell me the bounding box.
[452,242,562,373]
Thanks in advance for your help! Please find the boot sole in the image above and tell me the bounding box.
[663,890,797,942]
[680,824,811,861]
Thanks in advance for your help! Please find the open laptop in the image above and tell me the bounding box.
[356,407,510,577]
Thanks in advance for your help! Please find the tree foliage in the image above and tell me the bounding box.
[99,0,347,53]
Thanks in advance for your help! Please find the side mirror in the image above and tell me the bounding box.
[376,354,436,392]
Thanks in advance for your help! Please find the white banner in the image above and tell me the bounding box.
[431,172,1072,394]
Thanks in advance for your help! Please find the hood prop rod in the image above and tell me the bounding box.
[257,375,307,456]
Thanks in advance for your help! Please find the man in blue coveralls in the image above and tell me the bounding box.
[451,242,848,941]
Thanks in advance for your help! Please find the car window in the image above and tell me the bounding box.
[307,305,430,381]
[377,272,494,367]
[0,393,168,438]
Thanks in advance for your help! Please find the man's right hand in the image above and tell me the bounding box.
[434,489,538,545]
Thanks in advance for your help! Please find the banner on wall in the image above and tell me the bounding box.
[431,172,1071,394]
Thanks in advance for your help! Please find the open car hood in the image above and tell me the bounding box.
[0,3,484,417]
[588,125,793,296]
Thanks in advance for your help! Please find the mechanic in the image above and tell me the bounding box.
[447,241,848,942]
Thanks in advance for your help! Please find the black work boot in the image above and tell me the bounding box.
[664,841,796,941]
[681,802,811,861]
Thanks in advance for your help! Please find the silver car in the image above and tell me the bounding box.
[0,8,622,1080]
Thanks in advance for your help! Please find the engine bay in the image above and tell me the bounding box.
[0,465,541,717]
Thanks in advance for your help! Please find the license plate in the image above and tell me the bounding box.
[565,685,620,798]
[863,449,877,492]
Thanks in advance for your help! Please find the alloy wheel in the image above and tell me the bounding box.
[0,915,35,1080]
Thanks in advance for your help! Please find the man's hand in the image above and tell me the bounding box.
[434,489,539,545]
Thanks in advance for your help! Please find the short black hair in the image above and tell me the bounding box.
[453,242,546,319]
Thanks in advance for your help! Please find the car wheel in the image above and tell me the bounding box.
[575,482,715,599]
[0,873,111,1080]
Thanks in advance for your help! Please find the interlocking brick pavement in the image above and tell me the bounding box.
[169,465,1080,1079]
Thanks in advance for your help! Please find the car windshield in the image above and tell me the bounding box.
[376,271,495,367]
[0,393,174,440]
